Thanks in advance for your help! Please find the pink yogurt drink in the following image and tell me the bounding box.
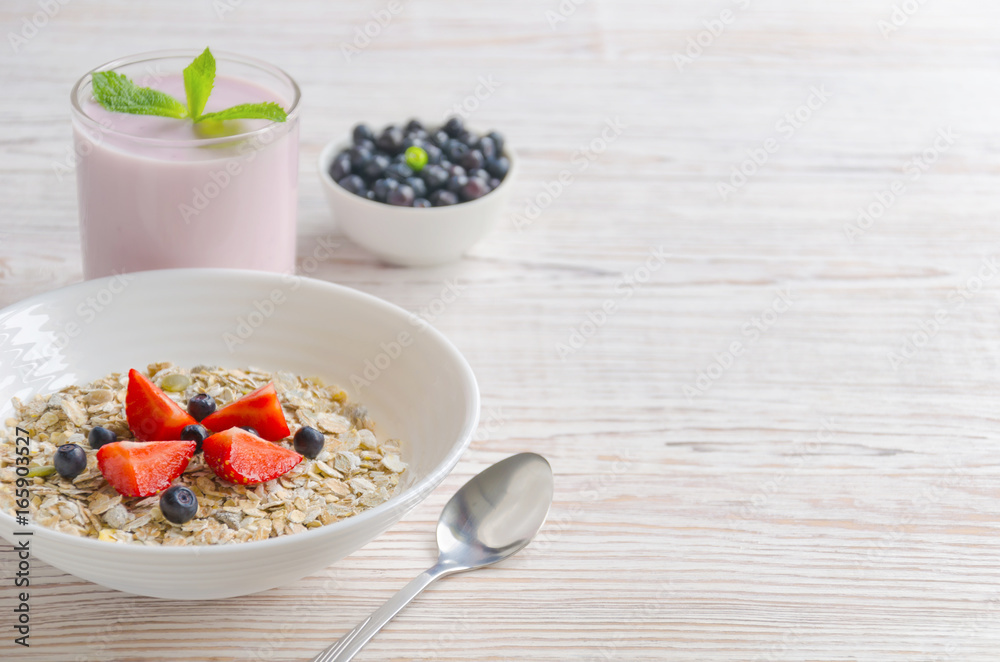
[71,51,300,280]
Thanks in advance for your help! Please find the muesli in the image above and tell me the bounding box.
[0,363,406,546]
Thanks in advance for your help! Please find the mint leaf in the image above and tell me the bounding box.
[196,102,288,123]
[183,47,216,120]
[91,71,187,119]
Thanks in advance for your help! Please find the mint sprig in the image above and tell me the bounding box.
[91,47,287,124]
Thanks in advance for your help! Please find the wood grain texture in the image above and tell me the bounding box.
[3,0,1000,660]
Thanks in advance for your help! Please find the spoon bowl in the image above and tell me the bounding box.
[313,453,554,662]
[437,453,554,568]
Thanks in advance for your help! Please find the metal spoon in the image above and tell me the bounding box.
[311,452,554,662]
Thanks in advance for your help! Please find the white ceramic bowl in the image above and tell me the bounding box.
[318,129,517,267]
[0,269,478,599]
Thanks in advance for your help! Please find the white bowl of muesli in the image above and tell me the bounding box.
[0,269,479,599]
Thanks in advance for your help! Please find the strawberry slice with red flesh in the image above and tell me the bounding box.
[96,440,197,498]
[203,428,302,485]
[125,368,198,441]
[202,382,290,441]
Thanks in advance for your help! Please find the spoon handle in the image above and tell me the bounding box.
[311,562,453,662]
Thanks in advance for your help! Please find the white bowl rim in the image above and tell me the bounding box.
[0,268,480,556]
[316,127,518,213]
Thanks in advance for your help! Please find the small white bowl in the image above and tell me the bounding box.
[318,129,517,267]
[0,269,479,599]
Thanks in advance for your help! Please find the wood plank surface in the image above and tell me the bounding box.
[3,0,1000,660]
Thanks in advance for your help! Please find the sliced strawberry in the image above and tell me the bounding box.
[202,383,290,441]
[202,428,302,485]
[96,440,197,498]
[125,369,198,441]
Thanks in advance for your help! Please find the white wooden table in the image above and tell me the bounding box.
[4,1,1000,660]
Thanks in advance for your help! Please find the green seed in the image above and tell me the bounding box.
[26,465,56,478]
[161,374,191,392]
[404,146,428,172]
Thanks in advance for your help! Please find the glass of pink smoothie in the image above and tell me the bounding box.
[71,50,300,280]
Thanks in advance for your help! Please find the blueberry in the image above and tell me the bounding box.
[486,156,510,180]
[413,198,432,208]
[402,136,428,151]
[456,130,479,147]
[445,163,466,179]
[405,176,428,199]
[54,443,87,480]
[404,119,425,135]
[423,144,444,165]
[445,140,469,163]
[489,177,501,189]
[486,131,505,155]
[430,130,450,148]
[328,152,352,182]
[239,426,259,437]
[160,485,198,524]
[478,136,498,161]
[293,426,325,459]
[373,178,399,202]
[460,178,491,201]
[366,190,376,200]
[469,168,490,182]
[352,123,375,145]
[338,174,367,197]
[187,393,217,421]
[459,149,485,172]
[361,154,390,181]
[385,162,414,182]
[348,145,374,172]
[446,174,469,195]
[181,424,210,454]
[88,426,117,450]
[376,125,405,155]
[387,185,416,207]
[429,189,459,206]
[443,116,465,137]
[420,164,449,191]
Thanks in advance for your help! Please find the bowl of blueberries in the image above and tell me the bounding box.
[318,116,515,266]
